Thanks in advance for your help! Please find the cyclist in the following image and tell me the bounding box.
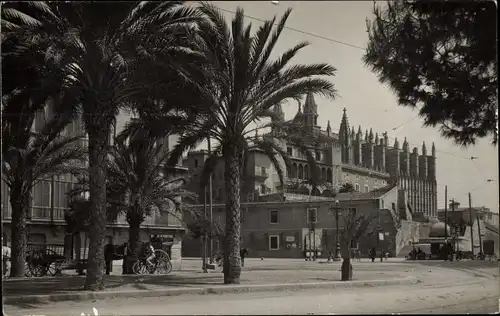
[145,240,156,272]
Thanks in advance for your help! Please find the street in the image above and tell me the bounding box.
[4,260,499,315]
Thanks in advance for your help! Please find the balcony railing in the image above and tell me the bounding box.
[31,207,67,221]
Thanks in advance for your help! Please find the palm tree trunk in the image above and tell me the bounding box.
[341,237,353,281]
[127,212,142,274]
[84,126,110,290]
[9,190,29,277]
[223,145,242,284]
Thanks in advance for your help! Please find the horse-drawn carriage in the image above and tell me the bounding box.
[24,245,67,277]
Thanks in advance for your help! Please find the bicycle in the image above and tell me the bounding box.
[132,249,172,275]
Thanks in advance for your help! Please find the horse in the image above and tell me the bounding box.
[104,243,133,275]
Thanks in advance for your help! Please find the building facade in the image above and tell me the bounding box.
[182,185,406,258]
[1,108,187,269]
[184,93,438,220]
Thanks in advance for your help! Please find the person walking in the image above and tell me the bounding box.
[369,247,376,262]
[240,248,248,267]
[2,238,11,278]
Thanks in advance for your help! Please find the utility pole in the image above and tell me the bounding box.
[202,186,208,273]
[468,193,474,258]
[208,137,213,264]
[450,198,456,260]
[444,186,448,242]
[477,211,483,257]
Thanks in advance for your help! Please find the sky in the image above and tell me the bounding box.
[208,0,499,212]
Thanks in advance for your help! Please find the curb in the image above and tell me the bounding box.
[3,276,418,305]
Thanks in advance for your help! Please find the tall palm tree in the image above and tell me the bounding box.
[10,1,205,289]
[2,10,87,277]
[165,3,338,284]
[66,134,197,273]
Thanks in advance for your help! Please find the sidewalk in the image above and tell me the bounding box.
[3,269,417,305]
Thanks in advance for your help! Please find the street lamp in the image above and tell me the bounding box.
[330,200,342,261]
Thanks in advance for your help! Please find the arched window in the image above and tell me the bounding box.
[298,164,304,179]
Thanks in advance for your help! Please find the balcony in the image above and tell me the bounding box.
[31,207,66,221]
[254,167,269,180]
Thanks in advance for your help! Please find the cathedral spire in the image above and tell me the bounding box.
[368,128,374,143]
[357,126,363,140]
[365,129,368,142]
[394,137,399,149]
[432,142,436,157]
[304,92,318,114]
[326,120,332,135]
[375,132,379,145]
[403,137,409,151]
[273,103,284,121]
[351,126,356,139]
[422,141,427,156]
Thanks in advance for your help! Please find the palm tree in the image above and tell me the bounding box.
[66,134,197,273]
[2,10,87,276]
[164,3,338,284]
[9,1,205,290]
[339,182,355,193]
[339,211,376,281]
[1,2,55,35]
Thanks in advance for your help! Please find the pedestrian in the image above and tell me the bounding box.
[121,242,131,274]
[370,247,376,262]
[2,238,11,278]
[240,248,248,267]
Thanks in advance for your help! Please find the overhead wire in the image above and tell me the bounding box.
[215,6,367,51]
[217,3,495,203]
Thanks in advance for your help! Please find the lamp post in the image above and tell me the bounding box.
[331,200,342,261]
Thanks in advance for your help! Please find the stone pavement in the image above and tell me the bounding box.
[3,267,416,305]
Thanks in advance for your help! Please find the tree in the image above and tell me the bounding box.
[8,1,204,290]
[339,183,355,193]
[164,3,337,284]
[338,210,376,281]
[66,135,197,273]
[364,0,497,146]
[2,9,87,276]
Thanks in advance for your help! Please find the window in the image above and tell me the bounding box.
[354,183,360,192]
[307,208,317,223]
[364,185,369,193]
[315,151,321,161]
[194,159,198,168]
[269,235,279,250]
[269,210,279,224]
[287,147,293,156]
[260,184,267,194]
[391,202,396,211]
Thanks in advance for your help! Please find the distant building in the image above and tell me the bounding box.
[182,185,409,258]
[185,92,438,220]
